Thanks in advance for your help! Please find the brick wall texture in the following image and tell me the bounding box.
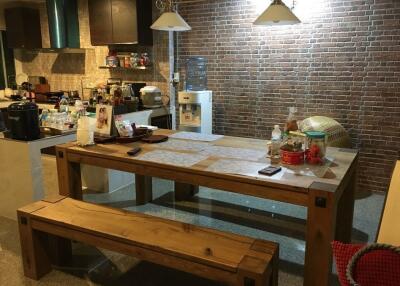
[177,0,400,193]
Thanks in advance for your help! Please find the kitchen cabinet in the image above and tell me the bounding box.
[88,0,153,46]
[4,7,42,49]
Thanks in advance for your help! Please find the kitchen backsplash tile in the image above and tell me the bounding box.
[14,0,170,98]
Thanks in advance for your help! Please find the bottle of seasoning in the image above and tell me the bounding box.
[285,107,298,132]
[124,56,131,68]
[141,53,150,66]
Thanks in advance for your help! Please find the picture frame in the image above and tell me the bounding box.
[95,104,113,136]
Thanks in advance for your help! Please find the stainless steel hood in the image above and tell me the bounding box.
[46,0,80,49]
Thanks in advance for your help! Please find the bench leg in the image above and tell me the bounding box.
[135,174,153,205]
[174,182,199,201]
[235,276,266,286]
[237,255,270,286]
[18,214,52,280]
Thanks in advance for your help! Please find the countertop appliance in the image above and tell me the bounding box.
[140,86,163,109]
[8,101,40,141]
[0,110,6,132]
[178,90,212,134]
[35,91,64,104]
[122,82,146,110]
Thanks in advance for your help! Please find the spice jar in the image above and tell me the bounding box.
[305,131,326,165]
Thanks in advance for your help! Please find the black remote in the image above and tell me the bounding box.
[127,147,141,156]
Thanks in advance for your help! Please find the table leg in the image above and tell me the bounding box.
[56,147,82,199]
[304,186,336,286]
[335,170,357,243]
[174,182,199,201]
[135,175,152,205]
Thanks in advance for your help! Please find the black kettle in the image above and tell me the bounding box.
[8,101,40,141]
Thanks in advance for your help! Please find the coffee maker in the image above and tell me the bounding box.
[8,101,40,141]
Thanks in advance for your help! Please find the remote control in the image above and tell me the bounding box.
[127,147,142,156]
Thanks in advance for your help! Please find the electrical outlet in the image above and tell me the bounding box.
[173,72,180,83]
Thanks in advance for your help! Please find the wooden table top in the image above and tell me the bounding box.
[60,129,358,194]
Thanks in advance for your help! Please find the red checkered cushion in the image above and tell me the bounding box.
[332,241,400,286]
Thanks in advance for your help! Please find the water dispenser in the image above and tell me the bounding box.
[178,91,212,134]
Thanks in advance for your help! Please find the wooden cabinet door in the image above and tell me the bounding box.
[111,0,138,44]
[88,0,152,45]
[5,8,42,49]
[88,0,113,45]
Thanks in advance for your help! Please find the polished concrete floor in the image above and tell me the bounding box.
[0,178,385,286]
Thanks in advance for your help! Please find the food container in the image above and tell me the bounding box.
[77,116,95,146]
[280,150,304,165]
[280,130,305,165]
[106,55,118,67]
[305,131,326,165]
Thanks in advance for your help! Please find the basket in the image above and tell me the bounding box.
[280,150,304,165]
[346,243,400,286]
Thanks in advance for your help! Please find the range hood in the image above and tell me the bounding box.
[47,0,80,49]
[36,0,84,53]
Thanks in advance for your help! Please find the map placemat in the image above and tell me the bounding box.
[206,159,269,177]
[201,146,267,161]
[169,132,224,142]
[136,150,208,167]
[153,139,210,152]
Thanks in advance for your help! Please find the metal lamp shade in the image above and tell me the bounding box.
[151,11,191,31]
[254,0,300,26]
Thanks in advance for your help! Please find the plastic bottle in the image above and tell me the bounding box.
[271,125,282,162]
[59,96,69,113]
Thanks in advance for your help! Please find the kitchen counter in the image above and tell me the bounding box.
[0,100,58,110]
[0,106,171,220]
[0,132,76,220]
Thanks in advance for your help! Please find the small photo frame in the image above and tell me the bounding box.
[95,104,113,136]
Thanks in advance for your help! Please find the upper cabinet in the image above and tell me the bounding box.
[5,7,42,49]
[88,0,153,46]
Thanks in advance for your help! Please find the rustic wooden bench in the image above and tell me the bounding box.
[18,196,279,286]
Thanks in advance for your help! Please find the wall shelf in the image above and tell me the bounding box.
[99,66,151,71]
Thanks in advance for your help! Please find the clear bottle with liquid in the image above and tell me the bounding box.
[59,96,69,113]
[271,125,282,162]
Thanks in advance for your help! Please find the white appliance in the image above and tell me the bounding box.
[178,90,212,134]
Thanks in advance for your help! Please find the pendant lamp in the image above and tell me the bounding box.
[254,0,300,26]
[151,0,191,31]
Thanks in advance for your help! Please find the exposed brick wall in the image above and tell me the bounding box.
[177,0,400,193]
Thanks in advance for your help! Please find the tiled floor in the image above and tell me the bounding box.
[0,178,385,285]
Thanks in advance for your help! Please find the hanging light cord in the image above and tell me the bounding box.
[155,0,174,11]
[272,0,297,10]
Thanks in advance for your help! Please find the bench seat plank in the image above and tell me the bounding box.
[29,198,256,273]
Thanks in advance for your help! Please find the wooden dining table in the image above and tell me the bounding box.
[55,129,358,286]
